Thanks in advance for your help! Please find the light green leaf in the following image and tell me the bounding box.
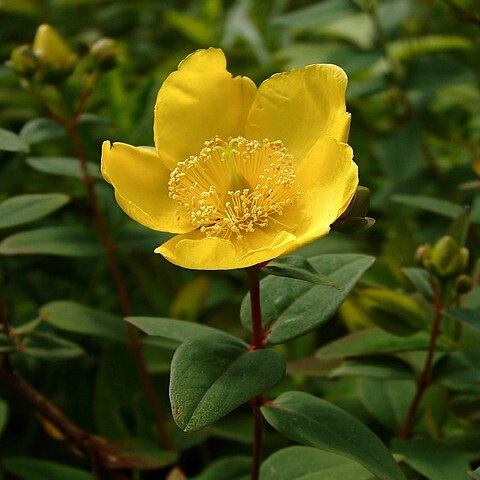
[316,329,438,359]
[260,446,375,480]
[126,316,235,344]
[0,227,104,257]
[26,157,101,179]
[170,337,285,431]
[40,301,126,342]
[358,379,415,432]
[0,128,29,153]
[22,332,84,360]
[391,439,470,480]
[443,309,480,332]
[470,467,480,479]
[241,254,375,344]
[392,195,463,218]
[0,194,69,229]
[263,255,339,287]
[19,118,65,144]
[2,458,91,480]
[192,456,251,480]
[261,391,406,480]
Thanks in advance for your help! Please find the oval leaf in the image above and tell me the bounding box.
[22,332,84,360]
[26,156,101,179]
[192,456,251,480]
[170,337,285,431]
[0,128,29,153]
[40,301,126,342]
[20,118,65,144]
[0,194,69,229]
[241,254,375,344]
[2,458,91,480]
[261,391,406,480]
[0,226,104,257]
[260,446,375,480]
[329,356,415,380]
[443,308,480,332]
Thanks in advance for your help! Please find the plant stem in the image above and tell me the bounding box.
[36,89,171,450]
[398,285,443,439]
[246,266,264,480]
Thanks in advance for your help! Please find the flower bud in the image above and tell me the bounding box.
[8,45,40,77]
[424,236,469,278]
[454,274,473,294]
[32,24,77,72]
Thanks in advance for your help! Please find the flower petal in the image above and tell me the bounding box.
[154,48,257,169]
[280,136,358,248]
[156,228,296,270]
[101,141,192,233]
[246,64,351,163]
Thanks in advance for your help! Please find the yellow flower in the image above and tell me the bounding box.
[101,48,358,270]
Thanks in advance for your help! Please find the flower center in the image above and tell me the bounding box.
[168,136,302,239]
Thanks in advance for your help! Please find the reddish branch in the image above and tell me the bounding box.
[398,284,443,439]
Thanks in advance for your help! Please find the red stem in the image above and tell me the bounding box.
[246,266,265,480]
[398,284,443,439]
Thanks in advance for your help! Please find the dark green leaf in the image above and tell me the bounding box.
[402,268,433,299]
[358,379,415,432]
[40,301,127,342]
[0,128,29,153]
[0,227,104,257]
[19,118,64,144]
[192,456,251,480]
[170,337,285,431]
[329,356,415,380]
[432,350,480,384]
[391,439,470,480]
[22,332,84,360]
[126,316,235,344]
[443,309,480,332]
[392,195,463,218]
[2,458,91,480]
[210,414,252,444]
[26,157,101,179]
[0,194,69,229]
[263,255,340,287]
[241,254,375,344]
[260,446,375,480]
[316,329,439,359]
[261,391,406,480]
[0,398,8,436]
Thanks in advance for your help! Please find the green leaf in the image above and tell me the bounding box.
[263,255,340,287]
[40,301,127,342]
[126,316,235,344]
[241,254,375,344]
[392,195,463,218]
[0,227,104,257]
[170,337,285,431]
[0,194,69,229]
[2,458,91,480]
[210,413,253,444]
[0,128,29,153]
[316,329,438,359]
[432,350,480,384]
[0,397,8,437]
[470,467,480,480]
[19,118,65,144]
[358,379,415,432]
[26,156,101,179]
[260,446,375,480]
[391,439,470,480]
[402,268,433,299]
[329,356,415,380]
[22,332,84,360]
[443,309,480,332]
[261,391,406,480]
[192,456,251,480]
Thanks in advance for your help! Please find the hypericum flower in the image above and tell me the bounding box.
[101,48,358,270]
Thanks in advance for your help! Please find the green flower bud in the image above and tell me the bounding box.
[8,45,40,77]
[454,274,473,294]
[425,236,469,278]
[343,186,371,218]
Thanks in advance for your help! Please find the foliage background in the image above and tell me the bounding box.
[1,0,480,479]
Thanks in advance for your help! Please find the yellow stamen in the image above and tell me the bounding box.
[168,136,302,239]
